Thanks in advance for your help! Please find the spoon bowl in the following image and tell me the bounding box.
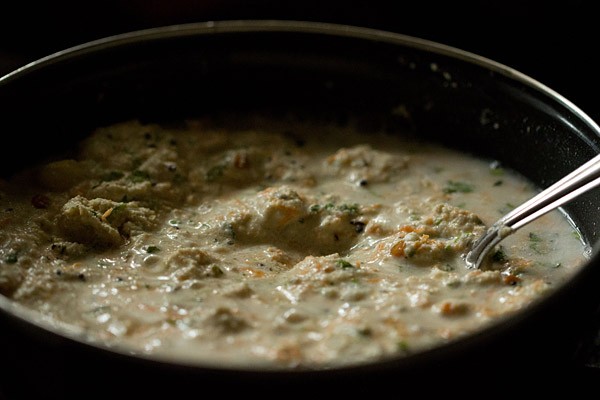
[466,152,600,269]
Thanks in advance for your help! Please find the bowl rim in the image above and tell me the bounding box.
[2,20,599,135]
[1,19,599,373]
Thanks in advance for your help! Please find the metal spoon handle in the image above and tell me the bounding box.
[466,153,600,269]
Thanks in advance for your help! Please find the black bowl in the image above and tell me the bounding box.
[1,21,600,397]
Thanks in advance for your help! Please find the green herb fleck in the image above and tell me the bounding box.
[492,247,507,262]
[529,232,552,255]
[438,264,455,272]
[336,259,355,269]
[493,180,503,186]
[499,203,516,215]
[106,203,126,222]
[89,305,112,316]
[337,203,360,214]
[113,203,126,212]
[145,246,161,254]
[129,170,150,183]
[4,252,18,264]
[311,202,361,215]
[397,341,410,353]
[211,265,224,277]
[443,180,474,194]
[275,191,300,201]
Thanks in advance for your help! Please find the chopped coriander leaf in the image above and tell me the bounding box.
[443,180,474,194]
[529,232,553,254]
[499,203,515,215]
[311,202,361,215]
[491,247,507,262]
[397,341,410,353]
[4,252,18,264]
[107,203,126,221]
[274,191,300,201]
[438,264,454,272]
[145,246,161,254]
[211,265,224,277]
[337,203,360,214]
[336,259,355,269]
[409,213,421,221]
[129,170,151,183]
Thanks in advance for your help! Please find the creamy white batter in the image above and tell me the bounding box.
[0,116,588,369]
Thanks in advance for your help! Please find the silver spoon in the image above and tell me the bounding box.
[465,153,600,269]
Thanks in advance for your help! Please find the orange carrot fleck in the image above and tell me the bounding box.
[101,207,114,222]
[503,274,521,285]
[391,241,406,257]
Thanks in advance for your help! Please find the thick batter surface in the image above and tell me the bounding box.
[0,116,588,368]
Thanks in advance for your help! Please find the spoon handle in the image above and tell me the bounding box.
[465,153,600,269]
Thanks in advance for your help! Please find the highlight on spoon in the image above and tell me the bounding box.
[465,224,512,269]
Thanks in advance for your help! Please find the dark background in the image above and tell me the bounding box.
[1,0,599,377]
[1,0,598,123]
